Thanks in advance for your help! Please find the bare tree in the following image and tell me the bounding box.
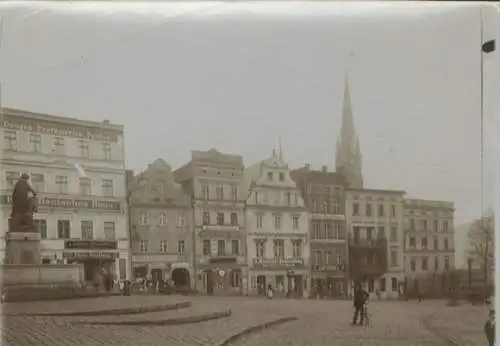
[467,214,495,277]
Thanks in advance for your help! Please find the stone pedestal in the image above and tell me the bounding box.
[6,217,41,265]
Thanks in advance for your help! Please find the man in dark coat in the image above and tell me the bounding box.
[352,283,369,325]
[485,309,495,346]
[11,173,37,217]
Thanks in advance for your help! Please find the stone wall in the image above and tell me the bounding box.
[0,264,84,287]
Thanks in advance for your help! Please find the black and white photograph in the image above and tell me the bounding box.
[0,2,498,345]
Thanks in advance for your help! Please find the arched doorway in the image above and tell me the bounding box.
[172,268,190,291]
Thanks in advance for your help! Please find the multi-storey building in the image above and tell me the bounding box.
[291,164,347,298]
[127,159,193,289]
[244,149,310,298]
[403,198,455,294]
[174,149,246,295]
[345,188,405,299]
[0,107,130,282]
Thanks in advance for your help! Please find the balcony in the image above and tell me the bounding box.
[253,257,305,269]
[202,224,240,232]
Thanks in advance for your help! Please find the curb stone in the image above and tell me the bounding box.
[74,309,232,326]
[17,301,192,317]
[218,316,298,346]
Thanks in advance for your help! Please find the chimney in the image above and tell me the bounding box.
[322,165,327,173]
[305,164,310,170]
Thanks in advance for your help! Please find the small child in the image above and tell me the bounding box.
[267,284,274,300]
[484,309,495,346]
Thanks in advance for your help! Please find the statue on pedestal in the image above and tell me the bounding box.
[9,173,38,232]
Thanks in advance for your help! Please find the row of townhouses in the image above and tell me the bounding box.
[0,79,456,299]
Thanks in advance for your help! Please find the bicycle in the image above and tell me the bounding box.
[362,303,370,327]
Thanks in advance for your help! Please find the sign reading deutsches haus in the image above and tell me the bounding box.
[0,195,122,212]
[65,240,117,250]
[1,114,121,142]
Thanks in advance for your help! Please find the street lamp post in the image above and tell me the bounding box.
[479,7,495,297]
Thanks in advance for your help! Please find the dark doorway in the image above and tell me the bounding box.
[206,270,214,295]
[257,275,266,295]
[172,268,190,289]
[151,269,162,283]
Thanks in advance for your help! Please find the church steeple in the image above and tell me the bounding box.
[335,74,363,188]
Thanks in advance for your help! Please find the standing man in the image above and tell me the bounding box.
[351,283,369,325]
[485,309,495,346]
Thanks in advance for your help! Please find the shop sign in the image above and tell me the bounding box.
[253,258,304,268]
[1,114,121,141]
[0,195,122,212]
[63,251,118,260]
[65,240,117,250]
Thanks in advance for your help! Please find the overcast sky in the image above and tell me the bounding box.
[0,2,498,260]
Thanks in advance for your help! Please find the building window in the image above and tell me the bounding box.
[333,200,340,214]
[352,203,359,216]
[367,227,373,240]
[444,238,449,250]
[217,213,225,225]
[30,173,45,193]
[104,221,115,240]
[292,215,300,229]
[410,258,416,272]
[433,237,439,250]
[410,218,415,230]
[390,226,397,242]
[434,257,439,271]
[391,278,398,292]
[434,219,438,231]
[53,137,65,154]
[391,250,398,267]
[421,236,428,249]
[203,240,211,255]
[254,191,261,204]
[79,178,91,196]
[231,186,238,201]
[422,219,428,230]
[409,236,416,248]
[230,212,238,225]
[314,250,321,267]
[4,131,17,150]
[232,240,240,255]
[29,133,42,152]
[380,278,386,292]
[377,226,385,238]
[444,256,450,270]
[334,223,341,239]
[55,175,69,194]
[256,214,263,228]
[140,240,148,252]
[177,240,185,254]
[5,171,20,189]
[139,212,148,225]
[34,220,47,239]
[443,220,449,232]
[177,215,185,227]
[256,240,264,257]
[102,143,112,160]
[216,185,224,200]
[102,179,114,197]
[325,223,332,238]
[201,184,209,200]
[292,240,302,258]
[78,140,89,158]
[391,205,396,217]
[378,204,384,217]
[203,211,210,225]
[217,239,226,256]
[279,172,285,182]
[81,220,93,240]
[422,257,428,271]
[273,239,284,258]
[274,215,281,229]
[160,240,168,252]
[312,222,321,239]
[366,203,372,216]
[57,220,70,239]
[231,271,240,288]
[267,172,273,181]
[159,213,167,226]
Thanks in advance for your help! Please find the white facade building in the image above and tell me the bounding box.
[243,149,310,298]
[0,107,130,282]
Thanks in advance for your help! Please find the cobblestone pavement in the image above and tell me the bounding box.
[1,296,478,346]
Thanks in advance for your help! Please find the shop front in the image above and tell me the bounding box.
[249,258,309,298]
[63,240,119,285]
[198,257,245,296]
[131,254,193,290]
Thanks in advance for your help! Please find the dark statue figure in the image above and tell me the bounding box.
[9,173,37,231]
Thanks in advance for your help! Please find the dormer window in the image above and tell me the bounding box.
[279,172,285,182]
[267,172,273,181]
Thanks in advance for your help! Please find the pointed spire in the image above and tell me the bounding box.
[272,141,276,157]
[278,136,283,161]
